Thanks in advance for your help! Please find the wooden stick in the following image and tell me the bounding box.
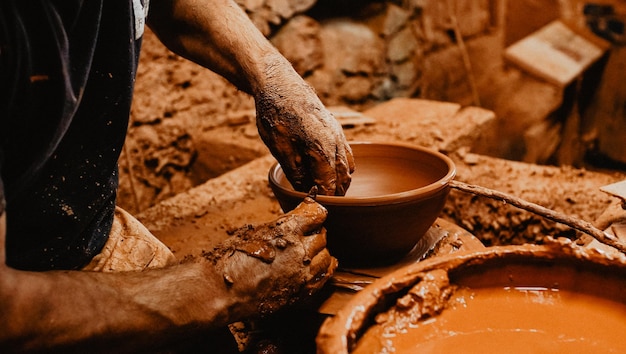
[450,179,626,254]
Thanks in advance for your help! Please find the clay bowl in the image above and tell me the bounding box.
[316,243,626,353]
[268,142,456,267]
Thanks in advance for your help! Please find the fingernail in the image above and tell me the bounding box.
[223,273,234,285]
[307,186,318,200]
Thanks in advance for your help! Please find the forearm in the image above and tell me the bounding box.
[0,261,244,352]
[0,197,335,351]
[147,0,293,95]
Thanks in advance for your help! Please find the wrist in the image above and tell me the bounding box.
[247,51,301,96]
[194,256,259,325]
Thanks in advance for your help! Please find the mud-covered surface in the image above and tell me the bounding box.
[128,25,626,354]
[129,28,626,256]
[444,151,626,247]
[130,29,626,271]
[127,27,626,244]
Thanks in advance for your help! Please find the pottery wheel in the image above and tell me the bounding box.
[319,218,484,315]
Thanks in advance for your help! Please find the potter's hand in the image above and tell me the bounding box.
[149,0,353,195]
[255,75,355,196]
[204,196,337,316]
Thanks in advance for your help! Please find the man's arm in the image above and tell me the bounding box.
[0,209,228,351]
[147,0,290,95]
[147,0,355,196]
[0,198,335,352]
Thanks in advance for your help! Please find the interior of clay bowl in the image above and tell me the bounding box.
[268,141,456,267]
[316,244,626,354]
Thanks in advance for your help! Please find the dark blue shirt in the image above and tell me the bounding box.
[0,0,146,270]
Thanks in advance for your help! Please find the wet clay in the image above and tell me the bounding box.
[336,154,439,197]
[353,285,626,353]
[271,142,455,201]
[316,242,626,354]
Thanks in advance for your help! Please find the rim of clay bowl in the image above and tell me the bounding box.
[268,141,456,206]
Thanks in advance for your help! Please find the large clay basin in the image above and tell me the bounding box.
[316,243,626,353]
[268,142,456,267]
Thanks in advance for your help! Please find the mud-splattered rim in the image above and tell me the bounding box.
[268,141,457,206]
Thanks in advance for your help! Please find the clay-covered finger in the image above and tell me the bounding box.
[281,196,328,235]
[301,228,328,262]
[274,138,312,193]
[303,249,338,294]
[278,152,309,192]
[304,142,339,196]
[256,118,310,192]
[333,143,355,196]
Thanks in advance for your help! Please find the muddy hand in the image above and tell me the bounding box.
[205,197,337,317]
[255,76,355,196]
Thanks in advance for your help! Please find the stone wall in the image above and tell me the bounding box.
[250,0,498,109]
[261,0,626,167]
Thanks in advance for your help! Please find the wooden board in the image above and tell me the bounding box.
[504,20,608,87]
[600,180,626,201]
